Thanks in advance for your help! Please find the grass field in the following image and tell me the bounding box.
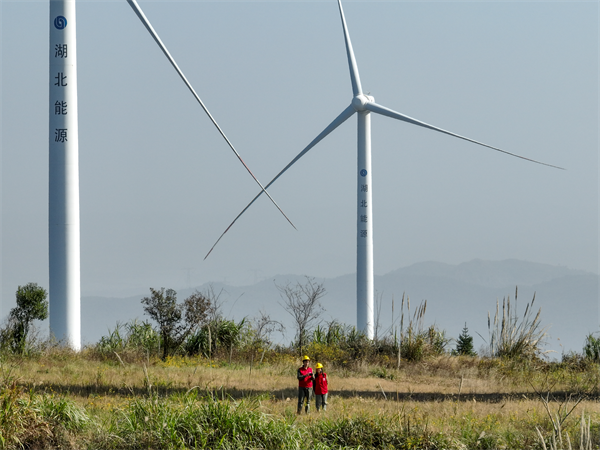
[0,347,598,449]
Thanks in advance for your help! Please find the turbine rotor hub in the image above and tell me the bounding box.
[352,94,374,112]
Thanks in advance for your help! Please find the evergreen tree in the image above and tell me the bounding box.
[454,323,476,356]
[9,283,48,354]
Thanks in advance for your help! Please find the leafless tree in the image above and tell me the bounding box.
[249,310,284,373]
[201,284,225,359]
[374,289,385,341]
[253,311,284,348]
[277,276,326,355]
[204,284,225,323]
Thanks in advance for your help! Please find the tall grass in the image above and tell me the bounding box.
[102,391,301,449]
[486,288,547,359]
[0,385,89,449]
[536,411,596,450]
[397,297,449,362]
[103,392,519,450]
[312,413,448,449]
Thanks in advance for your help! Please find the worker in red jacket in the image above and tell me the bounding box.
[297,355,314,414]
[313,362,328,411]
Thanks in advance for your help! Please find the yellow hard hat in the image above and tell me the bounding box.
[315,363,324,369]
[302,355,310,361]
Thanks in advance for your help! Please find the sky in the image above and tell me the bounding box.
[1,0,598,317]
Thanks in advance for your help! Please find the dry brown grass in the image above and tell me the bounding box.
[12,351,597,404]
[3,349,598,449]
[12,351,594,395]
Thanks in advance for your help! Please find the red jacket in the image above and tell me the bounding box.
[297,366,313,388]
[314,372,328,395]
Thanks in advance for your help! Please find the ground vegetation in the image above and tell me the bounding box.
[1,285,597,449]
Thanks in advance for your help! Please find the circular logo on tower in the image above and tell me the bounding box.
[54,16,67,30]
[360,169,368,177]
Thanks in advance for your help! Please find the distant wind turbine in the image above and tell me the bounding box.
[205,0,563,338]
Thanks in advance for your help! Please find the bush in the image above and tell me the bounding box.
[307,314,451,367]
[183,319,252,363]
[95,320,160,359]
[583,332,600,362]
[306,323,375,366]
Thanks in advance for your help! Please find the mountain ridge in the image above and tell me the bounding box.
[81,259,598,356]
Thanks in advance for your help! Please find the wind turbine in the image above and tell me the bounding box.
[48,0,291,350]
[205,0,562,339]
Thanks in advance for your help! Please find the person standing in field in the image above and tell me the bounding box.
[297,355,314,414]
[313,362,328,411]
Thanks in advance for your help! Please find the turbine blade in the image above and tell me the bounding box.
[337,0,363,96]
[365,101,564,170]
[126,0,295,228]
[205,104,357,259]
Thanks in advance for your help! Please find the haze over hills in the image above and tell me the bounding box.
[82,259,598,357]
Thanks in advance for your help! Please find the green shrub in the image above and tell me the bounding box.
[583,332,600,362]
[184,319,249,359]
[96,320,160,358]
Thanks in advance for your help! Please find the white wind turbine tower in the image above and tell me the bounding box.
[205,0,562,339]
[49,0,81,350]
[48,0,290,349]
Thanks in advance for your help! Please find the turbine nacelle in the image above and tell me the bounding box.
[352,94,374,112]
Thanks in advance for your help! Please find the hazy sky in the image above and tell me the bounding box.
[1,0,598,315]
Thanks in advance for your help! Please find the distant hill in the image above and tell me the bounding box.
[81,260,598,357]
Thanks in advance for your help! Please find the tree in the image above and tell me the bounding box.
[250,311,284,371]
[9,283,48,354]
[141,288,210,359]
[454,323,477,357]
[277,276,326,355]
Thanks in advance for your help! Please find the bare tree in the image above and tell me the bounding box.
[277,276,326,355]
[374,289,385,341]
[250,310,284,370]
[201,284,225,360]
[204,284,225,323]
